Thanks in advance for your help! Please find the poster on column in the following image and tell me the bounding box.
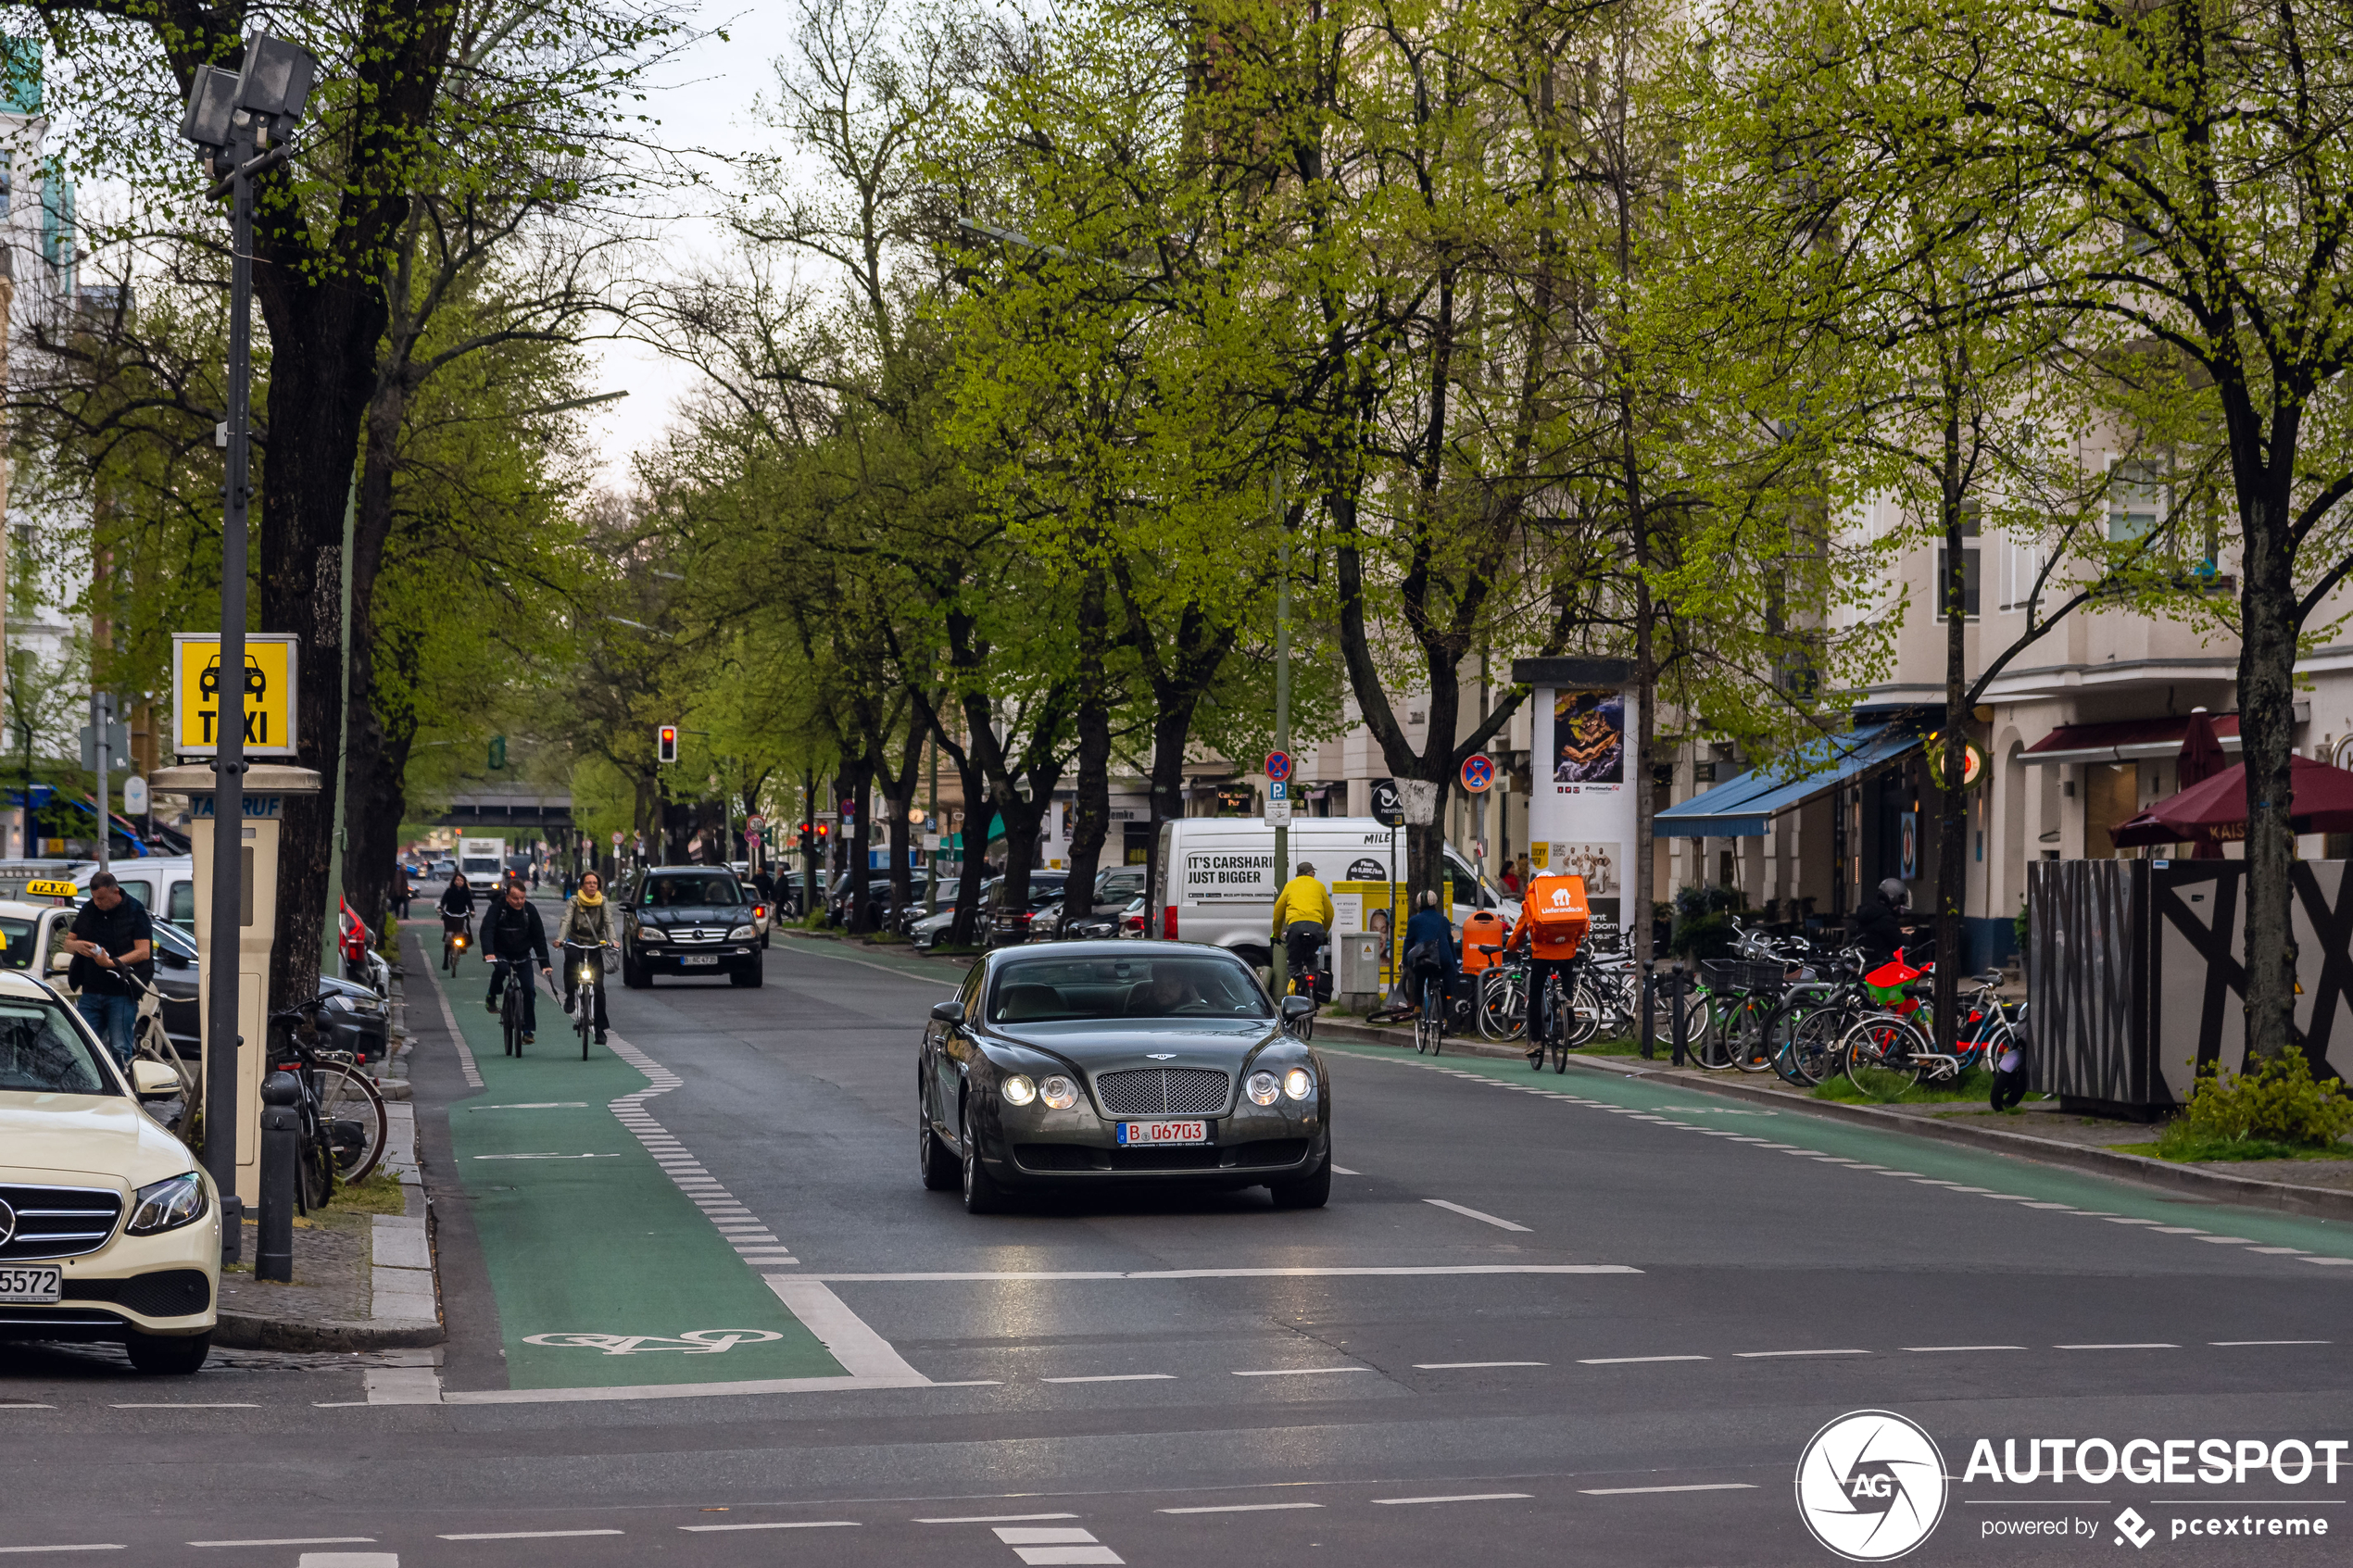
[1526,672,1637,934]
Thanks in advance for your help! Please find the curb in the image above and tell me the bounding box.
[1310,1019,2353,1224]
[214,1078,445,1352]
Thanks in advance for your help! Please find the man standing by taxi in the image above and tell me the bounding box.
[1269,861,1336,1000]
[63,871,154,1069]
[1504,870,1592,1062]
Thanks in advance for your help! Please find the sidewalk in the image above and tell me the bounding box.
[212,968,445,1352]
[1310,1014,2353,1224]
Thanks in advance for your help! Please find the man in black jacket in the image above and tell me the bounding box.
[479,881,553,1042]
[1853,878,1917,965]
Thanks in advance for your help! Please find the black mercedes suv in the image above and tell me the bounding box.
[617,866,764,988]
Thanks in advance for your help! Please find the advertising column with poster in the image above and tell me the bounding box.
[1512,657,1637,935]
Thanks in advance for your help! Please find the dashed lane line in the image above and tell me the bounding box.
[601,1032,800,1267]
[187,1540,377,1549]
[1580,1484,1756,1497]
[678,1522,861,1532]
[1579,1355,1709,1364]
[1416,1361,1547,1369]
[1424,1198,1532,1232]
[1042,1374,1176,1383]
[915,1514,1081,1525]
[1372,1494,1532,1506]
[0,1546,122,1554]
[1158,1503,1323,1514]
[1231,1366,1371,1377]
[436,1530,624,1540]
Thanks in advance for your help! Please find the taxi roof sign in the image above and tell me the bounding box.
[171,633,299,758]
[24,879,79,897]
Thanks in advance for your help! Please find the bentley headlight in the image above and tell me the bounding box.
[1002,1074,1038,1107]
[1283,1067,1315,1101]
[1039,1074,1077,1110]
[1247,1070,1280,1106]
[727,923,756,940]
[126,1171,208,1236]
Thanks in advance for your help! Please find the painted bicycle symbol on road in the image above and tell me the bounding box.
[522,1329,785,1356]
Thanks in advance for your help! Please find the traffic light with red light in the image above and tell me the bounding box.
[656,724,679,763]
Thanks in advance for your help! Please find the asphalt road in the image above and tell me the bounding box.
[6,914,2353,1568]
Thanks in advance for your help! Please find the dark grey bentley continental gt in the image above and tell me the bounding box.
[918,941,1330,1213]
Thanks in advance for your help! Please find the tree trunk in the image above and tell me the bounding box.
[949,756,992,947]
[1061,570,1113,935]
[1143,697,1197,940]
[1932,418,1968,1054]
[2239,486,2301,1060]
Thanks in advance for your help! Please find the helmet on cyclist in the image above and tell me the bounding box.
[1878,877,1908,908]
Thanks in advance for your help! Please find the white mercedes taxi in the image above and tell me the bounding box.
[0,969,220,1374]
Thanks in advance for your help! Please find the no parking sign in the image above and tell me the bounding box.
[1461,754,1496,794]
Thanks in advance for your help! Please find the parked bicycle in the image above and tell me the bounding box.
[265,997,389,1209]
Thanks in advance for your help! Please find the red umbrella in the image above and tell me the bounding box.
[2175,709,2228,857]
[2110,752,2353,848]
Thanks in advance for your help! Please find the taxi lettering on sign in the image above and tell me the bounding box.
[170,633,299,758]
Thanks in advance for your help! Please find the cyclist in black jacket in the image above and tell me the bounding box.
[478,881,553,1042]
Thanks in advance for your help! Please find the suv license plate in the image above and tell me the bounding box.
[1117,1120,1208,1146]
[680,955,720,967]
[0,1265,61,1304]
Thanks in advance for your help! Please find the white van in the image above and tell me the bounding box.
[457,836,507,881]
[0,858,199,935]
[1148,816,1513,962]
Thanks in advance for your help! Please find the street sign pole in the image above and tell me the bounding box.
[1272,476,1289,973]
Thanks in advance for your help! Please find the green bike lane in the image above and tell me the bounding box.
[1320,1039,2353,1261]
[425,960,848,1389]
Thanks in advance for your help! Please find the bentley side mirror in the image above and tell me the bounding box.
[1280,996,1315,1021]
[931,1000,965,1026]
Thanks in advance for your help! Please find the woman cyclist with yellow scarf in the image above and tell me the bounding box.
[557,872,617,1043]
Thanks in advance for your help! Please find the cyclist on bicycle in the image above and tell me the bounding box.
[1504,871,1592,1061]
[478,881,553,1044]
[1269,861,1334,999]
[555,871,615,1045]
[1853,877,1916,965]
[439,872,476,948]
[1403,890,1456,1032]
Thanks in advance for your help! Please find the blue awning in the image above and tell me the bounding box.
[1654,723,1923,837]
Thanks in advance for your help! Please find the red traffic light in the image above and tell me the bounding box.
[656,724,679,763]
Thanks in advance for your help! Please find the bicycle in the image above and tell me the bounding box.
[265,998,389,1207]
[1539,967,1572,1073]
[563,939,610,1060]
[1413,964,1445,1056]
[493,957,537,1057]
[1474,944,1529,1041]
[1279,939,1323,1041]
[442,919,470,974]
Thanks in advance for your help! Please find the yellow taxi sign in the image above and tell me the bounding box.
[170,633,299,757]
[24,879,79,897]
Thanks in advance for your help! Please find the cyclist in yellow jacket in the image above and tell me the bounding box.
[1269,863,1336,997]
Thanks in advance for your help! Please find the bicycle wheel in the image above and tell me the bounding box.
[1478,972,1519,1041]
[1730,994,1780,1073]
[579,986,595,1060]
[1843,1013,1928,1099]
[1564,978,1602,1051]
[1686,988,1736,1069]
[297,1119,333,1210]
[313,1063,388,1183]
[1782,1004,1849,1086]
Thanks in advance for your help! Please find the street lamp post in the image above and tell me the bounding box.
[179,36,317,1262]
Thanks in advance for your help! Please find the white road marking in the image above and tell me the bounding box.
[916,1513,1079,1524]
[1579,1355,1708,1364]
[812,1265,1639,1281]
[437,1530,624,1540]
[2211,1339,2331,1346]
[1232,1366,1369,1376]
[1415,1361,1546,1369]
[472,1153,619,1160]
[2020,1202,2077,1210]
[2104,1217,2163,1225]
[1042,1374,1176,1383]
[679,1521,861,1531]
[1372,1493,1530,1506]
[188,1539,378,1549]
[1157,1502,1325,1514]
[1905,1345,2024,1353]
[2149,1226,2208,1235]
[2194,1236,2258,1244]
[107,1402,258,1410]
[2303,1257,2353,1265]
[1579,1483,1755,1496]
[420,957,483,1088]
[995,1527,1100,1543]
[1332,1165,1363,1175]
[2246,1248,2310,1255]
[2055,1343,2178,1349]
[296,1555,396,1568]
[1734,1348,1869,1358]
[0,1549,124,1556]
[763,1274,925,1380]
[467,1102,588,1110]
[1424,1198,1531,1232]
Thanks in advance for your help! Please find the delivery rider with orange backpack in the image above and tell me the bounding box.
[1504,872,1592,1060]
